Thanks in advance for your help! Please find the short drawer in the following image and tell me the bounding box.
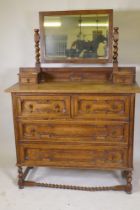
[15,95,70,119]
[19,144,128,169]
[113,75,135,85]
[19,77,37,85]
[73,95,130,120]
[18,120,129,144]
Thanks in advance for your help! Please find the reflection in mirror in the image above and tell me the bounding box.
[44,15,109,59]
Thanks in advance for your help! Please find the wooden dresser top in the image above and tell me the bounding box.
[6,82,140,93]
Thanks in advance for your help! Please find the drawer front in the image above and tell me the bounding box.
[19,144,128,169]
[73,95,130,120]
[16,95,70,119]
[18,121,129,144]
[20,77,37,85]
[113,75,135,85]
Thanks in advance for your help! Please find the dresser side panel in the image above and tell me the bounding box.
[11,93,21,164]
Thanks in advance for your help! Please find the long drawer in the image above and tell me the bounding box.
[18,120,129,144]
[19,144,128,169]
[15,95,71,119]
[73,95,130,120]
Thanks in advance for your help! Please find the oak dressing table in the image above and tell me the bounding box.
[6,9,140,193]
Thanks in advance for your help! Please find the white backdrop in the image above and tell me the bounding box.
[0,0,140,206]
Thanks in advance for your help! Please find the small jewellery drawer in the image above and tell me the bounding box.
[19,77,37,85]
[18,120,129,144]
[15,95,70,119]
[73,95,130,120]
[19,144,128,169]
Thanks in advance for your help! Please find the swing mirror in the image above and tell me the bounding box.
[39,10,113,64]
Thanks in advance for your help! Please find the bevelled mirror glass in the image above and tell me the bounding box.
[39,10,113,64]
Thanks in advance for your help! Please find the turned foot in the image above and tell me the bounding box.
[18,166,24,189]
[125,170,132,194]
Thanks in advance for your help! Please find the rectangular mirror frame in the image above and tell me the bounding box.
[39,9,113,64]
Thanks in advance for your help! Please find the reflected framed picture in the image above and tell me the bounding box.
[39,10,113,64]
